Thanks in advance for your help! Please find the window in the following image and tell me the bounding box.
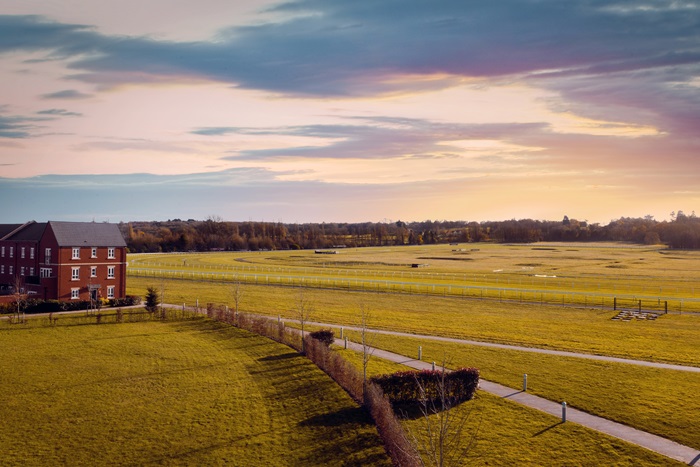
[107,266,115,279]
[72,247,80,259]
[71,267,80,280]
[71,288,80,300]
[9,266,13,275]
[21,247,25,259]
[10,247,14,258]
[108,247,115,259]
[91,247,97,258]
[1,246,4,257]
[21,267,25,276]
[91,266,97,278]
[29,267,35,276]
[30,247,35,259]
[107,286,115,299]
[45,248,52,263]
[41,268,52,278]
[0,265,4,274]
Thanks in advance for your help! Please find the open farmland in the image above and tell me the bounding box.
[126,242,700,458]
[129,243,700,313]
[0,319,389,466]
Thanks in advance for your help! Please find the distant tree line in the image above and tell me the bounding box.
[120,211,700,253]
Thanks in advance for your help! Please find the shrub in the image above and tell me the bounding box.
[309,329,335,347]
[144,287,159,313]
[371,368,479,404]
[109,295,141,307]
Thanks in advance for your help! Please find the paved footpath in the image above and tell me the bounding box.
[335,338,700,466]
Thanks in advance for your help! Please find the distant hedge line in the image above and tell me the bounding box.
[0,295,142,314]
[371,368,479,404]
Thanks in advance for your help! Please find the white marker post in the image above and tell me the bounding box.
[523,374,528,392]
[562,402,567,422]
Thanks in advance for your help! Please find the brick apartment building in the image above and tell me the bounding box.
[0,221,127,302]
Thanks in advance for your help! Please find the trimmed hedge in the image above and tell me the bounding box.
[309,329,335,347]
[371,368,479,404]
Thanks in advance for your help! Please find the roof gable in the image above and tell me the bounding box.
[48,221,127,247]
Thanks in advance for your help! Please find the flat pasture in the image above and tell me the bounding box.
[128,243,700,313]
[0,319,389,466]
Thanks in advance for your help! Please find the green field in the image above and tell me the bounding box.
[336,349,682,466]
[128,243,700,313]
[123,243,700,457]
[0,319,389,466]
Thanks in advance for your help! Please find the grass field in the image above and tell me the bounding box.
[128,243,700,312]
[0,319,389,466]
[336,349,683,466]
[123,243,700,457]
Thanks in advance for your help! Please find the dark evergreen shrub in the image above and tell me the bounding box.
[309,329,335,347]
[371,368,479,404]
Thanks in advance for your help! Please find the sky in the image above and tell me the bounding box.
[0,0,698,224]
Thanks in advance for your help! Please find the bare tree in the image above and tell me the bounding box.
[295,288,314,353]
[359,303,376,393]
[12,275,26,324]
[408,358,480,467]
[231,280,243,325]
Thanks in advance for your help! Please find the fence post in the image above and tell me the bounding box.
[638,300,642,312]
[614,297,617,311]
[344,337,348,349]
[665,301,668,314]
[562,402,567,422]
[418,346,422,360]
[432,361,435,371]
[340,327,344,339]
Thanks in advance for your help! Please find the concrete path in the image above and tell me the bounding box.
[338,338,700,466]
[313,321,700,373]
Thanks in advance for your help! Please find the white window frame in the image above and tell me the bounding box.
[9,266,13,275]
[107,266,115,279]
[29,267,34,276]
[107,286,115,299]
[45,248,52,263]
[30,247,35,259]
[0,265,4,274]
[9,246,14,258]
[41,268,52,278]
[91,266,97,278]
[91,247,97,258]
[21,247,25,259]
[71,267,80,281]
[108,247,115,259]
[1,246,4,257]
[71,288,80,300]
[20,267,25,276]
[72,247,80,259]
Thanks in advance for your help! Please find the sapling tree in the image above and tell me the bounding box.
[359,303,376,393]
[231,280,243,325]
[145,286,160,313]
[408,358,480,467]
[295,288,314,353]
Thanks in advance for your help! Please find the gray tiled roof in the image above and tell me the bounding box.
[49,221,127,247]
[0,224,23,239]
[5,222,47,241]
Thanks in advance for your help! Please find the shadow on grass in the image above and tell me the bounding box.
[299,406,373,427]
[258,352,299,362]
[396,399,471,421]
[532,421,564,437]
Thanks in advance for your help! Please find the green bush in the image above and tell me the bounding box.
[371,368,479,404]
[309,329,335,347]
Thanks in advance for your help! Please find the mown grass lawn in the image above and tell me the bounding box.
[128,276,700,367]
[335,349,682,466]
[338,332,700,452]
[0,319,389,466]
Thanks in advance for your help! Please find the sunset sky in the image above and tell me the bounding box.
[1,0,698,224]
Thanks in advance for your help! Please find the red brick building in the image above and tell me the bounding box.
[0,221,127,302]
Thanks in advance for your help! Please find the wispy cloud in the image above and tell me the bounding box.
[40,89,92,100]
[36,108,82,117]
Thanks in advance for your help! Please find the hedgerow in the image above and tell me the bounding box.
[371,368,479,404]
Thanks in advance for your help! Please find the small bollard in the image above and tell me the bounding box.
[182,303,185,312]
[523,374,528,392]
[340,327,344,339]
[344,337,348,349]
[562,402,567,422]
[418,346,422,360]
[278,314,281,324]
[432,361,435,371]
